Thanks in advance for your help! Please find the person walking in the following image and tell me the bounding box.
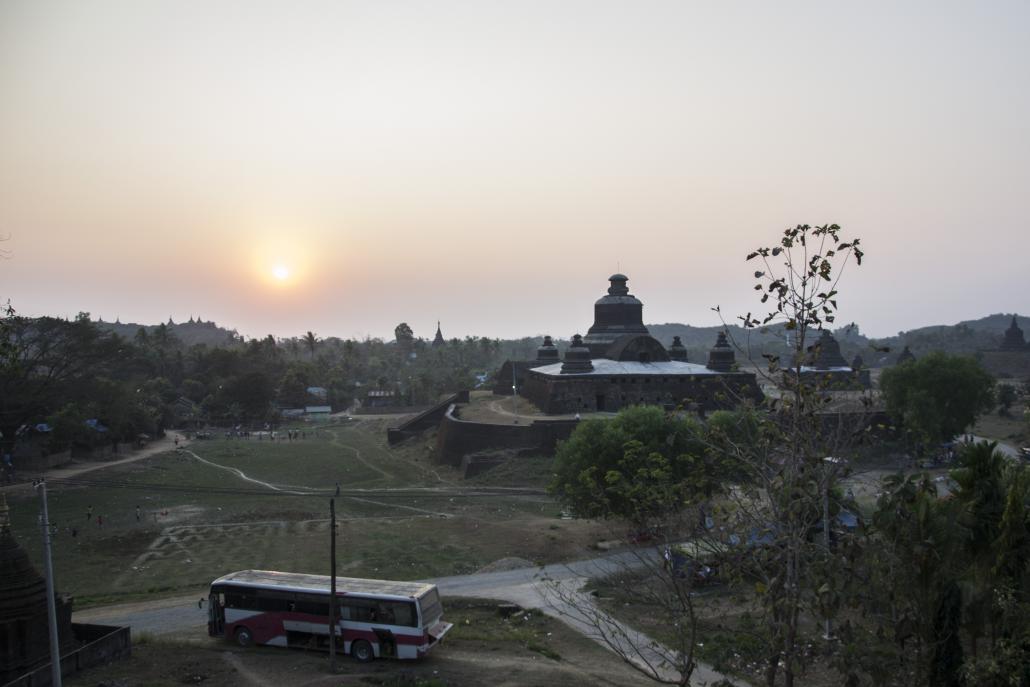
[135,505,141,522]
[87,505,93,522]
[97,515,103,528]
[335,481,341,497]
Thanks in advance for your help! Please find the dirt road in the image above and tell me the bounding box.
[1,433,190,495]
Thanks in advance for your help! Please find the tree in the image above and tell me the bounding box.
[394,322,414,358]
[879,352,995,448]
[950,441,1012,659]
[303,331,319,361]
[0,313,122,457]
[551,406,715,524]
[726,224,866,687]
[549,405,731,685]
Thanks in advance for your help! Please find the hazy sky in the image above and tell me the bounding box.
[1,1,1027,342]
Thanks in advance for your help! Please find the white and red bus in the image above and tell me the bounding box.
[208,570,453,661]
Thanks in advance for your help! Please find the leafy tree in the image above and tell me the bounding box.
[729,224,866,687]
[394,322,414,357]
[551,405,719,524]
[879,352,995,448]
[549,405,729,685]
[0,313,122,456]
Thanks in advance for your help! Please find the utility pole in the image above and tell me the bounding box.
[511,362,519,424]
[329,498,337,672]
[35,480,63,687]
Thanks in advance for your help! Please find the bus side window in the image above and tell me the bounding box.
[376,601,417,625]
[342,599,376,622]
[295,593,329,617]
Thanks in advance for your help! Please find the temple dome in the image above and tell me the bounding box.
[561,334,595,374]
[706,331,736,372]
[536,335,560,363]
[667,336,688,362]
[583,274,649,356]
[811,330,849,369]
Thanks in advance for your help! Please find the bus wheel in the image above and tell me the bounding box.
[235,627,254,647]
[351,639,374,662]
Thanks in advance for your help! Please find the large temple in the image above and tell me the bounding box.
[979,315,1030,378]
[788,328,871,389]
[507,274,762,414]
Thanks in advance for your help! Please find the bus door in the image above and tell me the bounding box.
[373,628,396,657]
[208,591,225,637]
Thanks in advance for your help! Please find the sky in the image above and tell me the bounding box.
[1,1,1027,342]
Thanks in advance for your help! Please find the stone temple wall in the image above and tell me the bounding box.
[434,405,578,470]
[979,351,1030,380]
[521,371,763,415]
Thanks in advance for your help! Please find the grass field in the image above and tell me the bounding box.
[5,421,606,607]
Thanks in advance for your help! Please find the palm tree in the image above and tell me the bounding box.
[951,440,1009,657]
[303,331,318,361]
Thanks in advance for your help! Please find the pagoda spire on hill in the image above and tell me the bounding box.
[432,321,445,347]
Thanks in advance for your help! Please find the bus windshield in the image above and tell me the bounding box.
[419,588,442,626]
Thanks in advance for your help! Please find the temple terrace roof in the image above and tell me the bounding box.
[530,358,725,377]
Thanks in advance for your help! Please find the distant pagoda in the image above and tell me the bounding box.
[1000,315,1027,351]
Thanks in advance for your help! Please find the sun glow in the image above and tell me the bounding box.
[272,265,290,281]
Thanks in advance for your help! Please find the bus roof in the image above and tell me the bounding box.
[210,570,437,600]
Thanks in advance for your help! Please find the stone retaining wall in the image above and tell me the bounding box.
[386,390,471,445]
[434,405,578,473]
[7,624,131,687]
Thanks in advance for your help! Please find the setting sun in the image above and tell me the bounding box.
[272,265,290,281]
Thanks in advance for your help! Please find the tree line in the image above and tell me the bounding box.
[0,309,518,458]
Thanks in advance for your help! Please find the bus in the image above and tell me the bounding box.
[207,570,453,661]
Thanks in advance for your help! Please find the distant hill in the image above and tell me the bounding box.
[95,317,239,347]
[646,313,1026,368]
[864,313,1028,363]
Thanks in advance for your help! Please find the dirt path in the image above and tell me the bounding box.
[221,652,280,687]
[325,430,392,481]
[1,433,190,495]
[181,446,455,518]
[182,449,318,494]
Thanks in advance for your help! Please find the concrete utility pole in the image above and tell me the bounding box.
[329,498,338,672]
[35,480,63,687]
[511,362,519,424]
